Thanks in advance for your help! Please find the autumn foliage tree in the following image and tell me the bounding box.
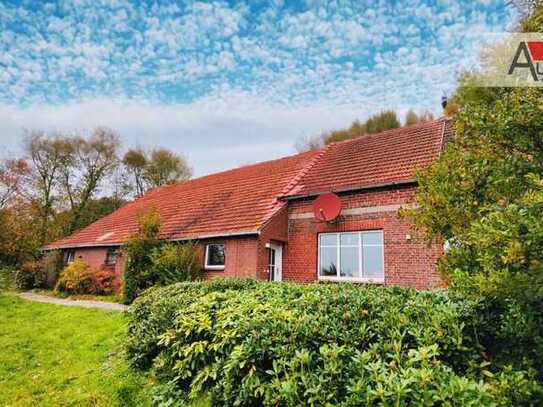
[405,1,543,381]
[122,147,192,196]
[296,109,434,152]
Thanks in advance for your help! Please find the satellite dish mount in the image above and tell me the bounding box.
[313,192,341,222]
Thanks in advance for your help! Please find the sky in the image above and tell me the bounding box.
[0,0,516,176]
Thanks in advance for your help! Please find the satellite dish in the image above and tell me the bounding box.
[313,193,341,222]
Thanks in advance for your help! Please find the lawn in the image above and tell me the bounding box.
[0,293,152,406]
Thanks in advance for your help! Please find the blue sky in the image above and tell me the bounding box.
[0,0,515,175]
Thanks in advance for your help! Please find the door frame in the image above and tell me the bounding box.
[267,242,283,282]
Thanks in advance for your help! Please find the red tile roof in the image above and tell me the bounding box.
[46,119,448,249]
[46,150,320,249]
[282,118,449,198]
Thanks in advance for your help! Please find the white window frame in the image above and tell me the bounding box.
[64,250,75,265]
[105,248,118,266]
[205,243,225,270]
[317,230,384,283]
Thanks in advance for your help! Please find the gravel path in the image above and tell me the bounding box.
[18,292,127,312]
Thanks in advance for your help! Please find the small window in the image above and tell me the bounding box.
[205,244,225,270]
[105,248,118,266]
[318,231,384,282]
[64,250,75,265]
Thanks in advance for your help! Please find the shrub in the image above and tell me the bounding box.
[122,210,161,304]
[0,266,16,291]
[153,283,486,406]
[127,281,543,405]
[39,250,63,289]
[55,260,96,295]
[148,242,202,285]
[13,260,41,290]
[126,278,258,370]
[122,210,204,304]
[92,267,117,295]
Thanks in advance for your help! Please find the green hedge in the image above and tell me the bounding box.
[126,281,542,406]
[126,278,258,369]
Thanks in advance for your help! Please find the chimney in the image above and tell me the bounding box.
[441,95,448,109]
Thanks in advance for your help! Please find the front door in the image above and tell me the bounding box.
[268,243,282,282]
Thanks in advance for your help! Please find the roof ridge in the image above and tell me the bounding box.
[257,145,331,231]
[157,150,317,191]
[279,144,332,197]
[328,118,445,148]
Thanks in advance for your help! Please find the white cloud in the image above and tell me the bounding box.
[0,96,365,176]
[0,0,517,176]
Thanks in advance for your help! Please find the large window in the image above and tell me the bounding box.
[205,244,225,270]
[318,231,384,282]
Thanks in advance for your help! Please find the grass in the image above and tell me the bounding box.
[0,293,152,406]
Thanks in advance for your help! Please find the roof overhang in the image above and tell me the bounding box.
[280,179,417,201]
[43,230,261,251]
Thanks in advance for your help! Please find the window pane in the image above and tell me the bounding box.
[340,233,358,246]
[363,231,383,245]
[207,244,225,266]
[320,247,338,276]
[340,246,359,277]
[105,249,117,265]
[363,245,383,279]
[320,234,337,246]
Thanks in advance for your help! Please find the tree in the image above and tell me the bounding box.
[0,159,30,209]
[294,134,325,152]
[365,110,400,134]
[0,200,41,266]
[123,148,148,196]
[24,131,72,244]
[122,209,162,303]
[405,109,435,125]
[143,149,192,188]
[404,2,543,379]
[296,110,413,152]
[58,127,120,233]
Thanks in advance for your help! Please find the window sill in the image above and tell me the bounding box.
[318,276,384,284]
[205,266,225,271]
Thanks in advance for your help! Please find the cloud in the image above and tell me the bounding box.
[0,0,516,174]
[0,96,364,176]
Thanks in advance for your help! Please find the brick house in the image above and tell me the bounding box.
[46,119,450,289]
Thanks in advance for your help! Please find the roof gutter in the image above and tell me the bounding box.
[280,179,417,201]
[43,230,261,251]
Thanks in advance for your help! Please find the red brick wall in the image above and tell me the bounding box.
[72,246,124,290]
[197,236,259,280]
[283,185,444,289]
[66,185,442,290]
[256,206,289,280]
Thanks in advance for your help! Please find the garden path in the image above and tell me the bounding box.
[18,292,127,312]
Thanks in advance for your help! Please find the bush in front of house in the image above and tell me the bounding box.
[148,242,202,285]
[55,259,117,296]
[13,259,41,290]
[127,281,542,405]
[122,210,203,304]
[39,250,63,289]
[122,210,162,304]
[55,259,96,295]
[126,278,258,370]
[6,251,63,291]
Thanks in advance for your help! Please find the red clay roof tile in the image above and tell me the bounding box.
[46,119,448,249]
[46,150,320,249]
[282,118,448,198]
